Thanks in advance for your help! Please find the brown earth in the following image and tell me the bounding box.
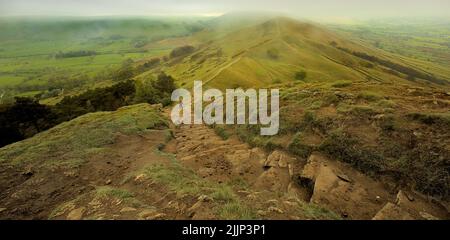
[0,107,448,220]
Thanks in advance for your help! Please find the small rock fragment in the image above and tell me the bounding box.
[67,207,86,220]
[120,207,137,213]
[268,207,284,214]
[419,211,440,220]
[337,173,351,183]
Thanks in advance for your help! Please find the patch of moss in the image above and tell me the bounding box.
[407,112,450,127]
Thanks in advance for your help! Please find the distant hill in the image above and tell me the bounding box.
[152,16,450,89]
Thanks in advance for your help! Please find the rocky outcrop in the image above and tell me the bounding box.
[299,153,390,219]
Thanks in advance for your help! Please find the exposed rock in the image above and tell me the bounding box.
[146,213,166,220]
[337,173,352,183]
[120,207,137,213]
[372,203,414,220]
[301,154,323,180]
[254,167,290,192]
[138,209,157,219]
[375,196,382,203]
[396,190,414,205]
[134,174,146,182]
[250,148,267,166]
[67,207,86,220]
[278,154,289,168]
[373,114,385,120]
[105,179,112,185]
[151,103,163,111]
[63,171,78,177]
[0,208,6,213]
[187,201,204,217]
[394,190,448,220]
[22,167,34,177]
[268,207,284,214]
[264,151,281,167]
[237,190,250,194]
[283,201,298,207]
[187,200,215,220]
[300,153,391,219]
[419,211,440,220]
[179,154,198,162]
[88,198,102,208]
[288,164,294,178]
[257,210,267,216]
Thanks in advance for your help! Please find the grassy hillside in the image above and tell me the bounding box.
[328,18,450,68]
[0,103,169,167]
[0,104,172,219]
[147,17,450,90]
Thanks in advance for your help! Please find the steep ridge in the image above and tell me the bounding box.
[161,17,449,90]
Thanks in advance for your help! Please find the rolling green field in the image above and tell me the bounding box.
[328,18,450,68]
[0,17,209,100]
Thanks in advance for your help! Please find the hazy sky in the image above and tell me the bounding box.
[1,0,449,19]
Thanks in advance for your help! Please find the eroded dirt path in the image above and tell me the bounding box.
[1,107,448,220]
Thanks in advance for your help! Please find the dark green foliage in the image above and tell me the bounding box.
[319,129,449,197]
[54,80,136,122]
[134,72,177,106]
[295,70,307,81]
[0,97,54,147]
[288,133,315,158]
[336,47,447,84]
[137,58,160,73]
[170,45,195,58]
[54,50,97,59]
[407,112,450,127]
[319,130,384,175]
[380,137,449,197]
[112,59,135,82]
[302,111,316,127]
[267,48,279,59]
[213,125,230,140]
[0,80,136,147]
[379,115,397,131]
[47,74,89,91]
